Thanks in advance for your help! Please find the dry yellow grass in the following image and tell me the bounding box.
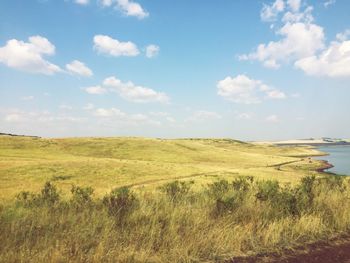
[0,136,325,201]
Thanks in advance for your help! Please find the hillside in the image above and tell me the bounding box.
[0,136,325,201]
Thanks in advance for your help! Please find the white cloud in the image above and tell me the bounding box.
[324,0,336,8]
[186,110,222,122]
[93,35,140,57]
[4,113,22,122]
[217,75,261,104]
[239,22,324,69]
[236,113,252,120]
[74,0,89,5]
[3,109,85,124]
[282,6,314,24]
[103,76,169,103]
[265,114,280,123]
[166,116,176,123]
[146,44,160,58]
[84,85,107,95]
[287,0,301,12]
[217,74,286,104]
[100,0,113,6]
[20,96,34,101]
[241,2,327,70]
[264,81,287,99]
[295,39,350,77]
[94,107,125,117]
[116,0,149,19]
[93,108,161,126]
[99,0,148,19]
[66,60,93,77]
[149,111,169,117]
[0,36,61,75]
[261,0,285,22]
[336,30,350,42]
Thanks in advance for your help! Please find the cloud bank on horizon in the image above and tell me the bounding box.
[0,0,349,140]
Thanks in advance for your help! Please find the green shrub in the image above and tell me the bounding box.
[295,176,315,213]
[273,187,298,217]
[255,180,280,202]
[103,187,138,221]
[232,176,253,192]
[16,191,37,207]
[213,196,238,217]
[207,179,230,199]
[161,181,192,202]
[40,181,60,205]
[16,182,60,207]
[71,185,94,206]
[256,181,299,217]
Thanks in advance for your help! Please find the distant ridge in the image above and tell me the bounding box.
[0,132,41,138]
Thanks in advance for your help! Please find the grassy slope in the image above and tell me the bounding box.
[0,136,325,201]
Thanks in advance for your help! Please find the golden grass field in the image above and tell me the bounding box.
[0,135,325,201]
[4,135,350,263]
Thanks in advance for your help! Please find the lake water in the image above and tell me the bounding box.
[314,146,350,175]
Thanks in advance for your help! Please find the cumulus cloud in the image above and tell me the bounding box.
[261,0,285,22]
[217,75,262,104]
[240,1,326,69]
[100,0,148,19]
[264,82,287,99]
[74,0,89,5]
[336,30,350,42]
[146,44,160,58]
[103,76,169,103]
[84,85,107,94]
[324,0,336,8]
[282,6,314,23]
[93,35,140,57]
[239,22,324,69]
[217,74,286,104]
[295,38,350,77]
[3,109,85,124]
[94,107,125,117]
[93,107,161,126]
[0,35,61,75]
[287,0,301,12]
[66,60,93,77]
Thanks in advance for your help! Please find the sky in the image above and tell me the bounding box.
[0,0,349,140]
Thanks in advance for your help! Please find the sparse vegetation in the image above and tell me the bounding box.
[1,176,350,262]
[0,136,342,262]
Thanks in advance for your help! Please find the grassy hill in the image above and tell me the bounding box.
[2,136,350,262]
[0,136,325,201]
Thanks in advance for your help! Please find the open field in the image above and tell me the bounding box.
[0,136,325,201]
[2,136,350,262]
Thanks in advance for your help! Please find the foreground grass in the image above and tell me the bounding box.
[0,136,324,201]
[1,175,350,262]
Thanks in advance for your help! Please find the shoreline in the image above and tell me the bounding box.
[275,142,350,147]
[316,160,335,173]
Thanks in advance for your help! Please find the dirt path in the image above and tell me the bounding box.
[229,235,350,263]
[124,171,226,188]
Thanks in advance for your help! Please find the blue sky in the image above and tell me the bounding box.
[0,0,349,140]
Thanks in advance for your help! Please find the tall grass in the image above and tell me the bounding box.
[1,175,350,262]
